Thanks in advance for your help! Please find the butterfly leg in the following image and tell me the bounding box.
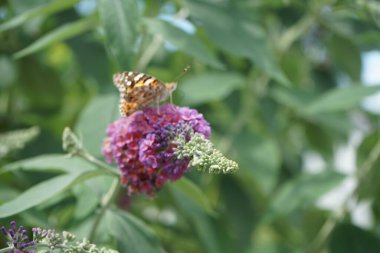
[156,99,160,115]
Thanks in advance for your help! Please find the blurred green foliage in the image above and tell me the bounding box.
[1,0,380,252]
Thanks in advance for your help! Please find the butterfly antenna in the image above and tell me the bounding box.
[174,65,191,83]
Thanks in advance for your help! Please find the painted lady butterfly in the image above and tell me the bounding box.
[113,71,177,117]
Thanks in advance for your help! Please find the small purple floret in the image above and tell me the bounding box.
[1,221,35,252]
[102,104,210,196]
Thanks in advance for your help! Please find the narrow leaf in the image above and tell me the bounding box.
[75,95,119,157]
[0,170,105,218]
[303,85,380,115]
[1,154,94,175]
[105,209,166,253]
[143,18,223,69]
[0,0,80,32]
[264,170,346,222]
[14,15,98,59]
[327,34,362,80]
[178,72,244,105]
[184,0,288,85]
[99,0,139,69]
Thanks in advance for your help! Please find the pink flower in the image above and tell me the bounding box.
[102,104,210,196]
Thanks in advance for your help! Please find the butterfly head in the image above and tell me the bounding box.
[160,82,177,101]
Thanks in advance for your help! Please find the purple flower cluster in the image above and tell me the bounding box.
[102,104,210,196]
[1,221,35,252]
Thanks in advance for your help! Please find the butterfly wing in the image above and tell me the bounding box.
[113,71,167,116]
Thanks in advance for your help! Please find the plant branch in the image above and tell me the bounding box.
[0,247,13,253]
[77,151,120,177]
[306,137,380,253]
[89,177,120,241]
[135,8,189,70]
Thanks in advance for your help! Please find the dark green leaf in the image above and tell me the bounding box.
[14,15,98,59]
[105,209,166,253]
[143,18,223,69]
[99,0,139,69]
[0,170,105,218]
[184,0,288,85]
[303,85,380,115]
[0,0,80,32]
[327,34,362,80]
[329,223,380,253]
[178,72,244,105]
[264,170,345,221]
[75,94,119,157]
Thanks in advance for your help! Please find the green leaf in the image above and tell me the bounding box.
[184,0,288,85]
[105,209,166,253]
[99,0,139,69]
[270,86,317,112]
[327,34,362,80]
[234,132,281,194]
[329,223,380,253]
[303,85,380,115]
[75,94,119,157]
[1,154,94,175]
[73,183,99,219]
[171,190,221,253]
[169,178,214,215]
[219,177,256,252]
[0,56,17,88]
[178,72,244,105]
[143,18,223,69]
[0,0,80,32]
[264,170,346,222]
[14,15,98,59]
[0,170,105,218]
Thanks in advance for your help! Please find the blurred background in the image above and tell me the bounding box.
[1,0,380,252]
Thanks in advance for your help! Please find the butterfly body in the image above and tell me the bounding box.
[113,71,177,116]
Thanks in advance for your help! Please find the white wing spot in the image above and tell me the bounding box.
[134,73,144,81]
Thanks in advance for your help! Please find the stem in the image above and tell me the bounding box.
[277,14,315,53]
[135,35,164,71]
[89,178,120,241]
[0,247,12,253]
[135,8,189,70]
[78,151,120,177]
[306,137,380,253]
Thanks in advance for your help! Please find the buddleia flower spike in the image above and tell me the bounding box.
[102,103,239,196]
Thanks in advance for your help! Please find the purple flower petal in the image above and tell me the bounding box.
[102,103,210,196]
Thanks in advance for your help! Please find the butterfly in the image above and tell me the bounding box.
[113,71,177,117]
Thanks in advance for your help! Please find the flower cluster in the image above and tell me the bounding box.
[102,104,211,196]
[32,228,117,253]
[1,221,35,252]
[103,104,239,196]
[174,132,238,173]
[1,221,117,253]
